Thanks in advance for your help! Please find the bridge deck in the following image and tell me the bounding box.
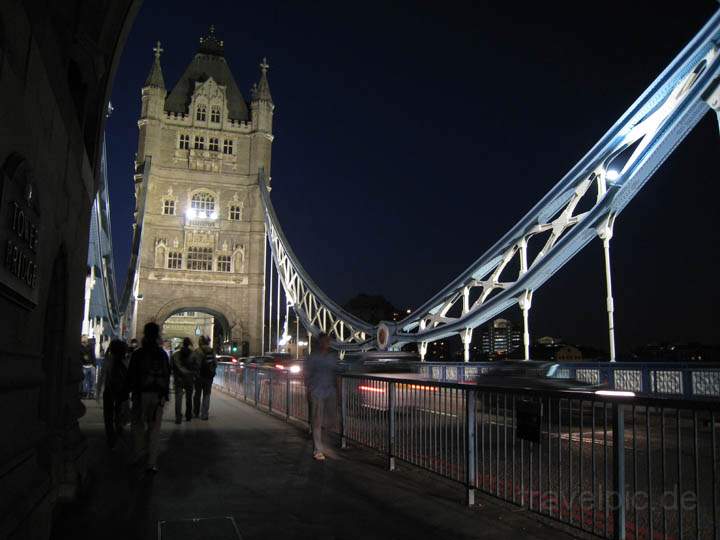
[51,391,579,540]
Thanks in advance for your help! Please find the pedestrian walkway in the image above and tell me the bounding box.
[50,392,581,540]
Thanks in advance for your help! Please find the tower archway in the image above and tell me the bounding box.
[153,297,243,352]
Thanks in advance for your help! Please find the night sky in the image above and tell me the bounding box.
[107,1,720,354]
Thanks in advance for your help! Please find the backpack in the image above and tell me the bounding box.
[108,353,129,395]
[140,347,169,391]
[199,348,217,379]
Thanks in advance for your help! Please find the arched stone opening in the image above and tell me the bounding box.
[153,298,243,353]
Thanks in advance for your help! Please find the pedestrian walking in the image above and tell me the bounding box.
[127,322,170,473]
[305,333,338,461]
[192,336,216,420]
[80,335,97,399]
[172,337,198,423]
[96,339,130,448]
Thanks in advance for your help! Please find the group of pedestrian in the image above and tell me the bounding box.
[89,322,218,474]
[170,335,217,423]
[86,324,340,467]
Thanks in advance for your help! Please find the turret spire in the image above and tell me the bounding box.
[252,57,273,104]
[144,40,165,89]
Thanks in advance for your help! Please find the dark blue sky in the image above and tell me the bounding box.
[107,1,720,353]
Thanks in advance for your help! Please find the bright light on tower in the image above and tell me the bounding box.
[186,208,197,219]
[606,169,620,181]
[210,211,218,220]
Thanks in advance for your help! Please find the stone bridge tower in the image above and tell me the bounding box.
[124,28,273,354]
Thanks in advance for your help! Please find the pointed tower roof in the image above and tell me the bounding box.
[144,41,166,89]
[252,57,273,104]
[164,26,249,121]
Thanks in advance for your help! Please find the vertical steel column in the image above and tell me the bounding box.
[268,369,273,412]
[461,287,471,362]
[519,290,533,361]
[340,378,348,449]
[276,273,281,348]
[466,390,477,506]
[388,382,396,471]
[598,215,617,361]
[261,227,267,355]
[612,402,626,540]
[295,311,300,359]
[268,258,273,353]
[518,239,532,361]
[308,327,312,355]
[462,328,473,363]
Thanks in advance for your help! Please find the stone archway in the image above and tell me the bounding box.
[153,297,243,348]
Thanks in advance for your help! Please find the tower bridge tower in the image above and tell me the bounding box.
[123,28,273,353]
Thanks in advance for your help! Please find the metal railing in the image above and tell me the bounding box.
[214,363,720,540]
[415,362,720,399]
[214,362,310,422]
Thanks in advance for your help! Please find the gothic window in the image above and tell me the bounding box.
[178,134,190,150]
[167,251,182,269]
[187,247,213,271]
[162,199,176,215]
[217,255,231,272]
[194,136,205,150]
[209,137,219,152]
[211,106,221,123]
[196,105,206,121]
[223,139,234,155]
[191,192,215,215]
[228,205,242,221]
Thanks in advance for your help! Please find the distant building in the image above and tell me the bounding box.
[632,342,719,362]
[480,318,522,358]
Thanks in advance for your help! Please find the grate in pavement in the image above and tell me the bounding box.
[158,517,242,540]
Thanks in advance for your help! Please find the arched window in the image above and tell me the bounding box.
[178,134,190,150]
[211,106,221,123]
[190,192,216,217]
[209,137,219,152]
[194,136,205,150]
[196,105,206,121]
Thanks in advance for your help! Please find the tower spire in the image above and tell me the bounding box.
[144,40,165,89]
[253,57,273,103]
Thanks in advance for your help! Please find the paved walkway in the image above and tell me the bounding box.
[51,391,581,540]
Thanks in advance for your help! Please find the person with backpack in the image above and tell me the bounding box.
[192,335,217,420]
[127,322,170,473]
[96,339,130,449]
[171,337,198,423]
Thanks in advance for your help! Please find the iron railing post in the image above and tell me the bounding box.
[286,374,291,420]
[341,378,348,449]
[612,403,626,540]
[466,389,477,506]
[682,368,693,398]
[269,369,273,412]
[388,382,396,471]
[254,368,259,407]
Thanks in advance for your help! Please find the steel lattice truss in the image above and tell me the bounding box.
[260,184,375,349]
[261,10,720,351]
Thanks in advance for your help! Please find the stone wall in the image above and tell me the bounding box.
[0,1,139,538]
